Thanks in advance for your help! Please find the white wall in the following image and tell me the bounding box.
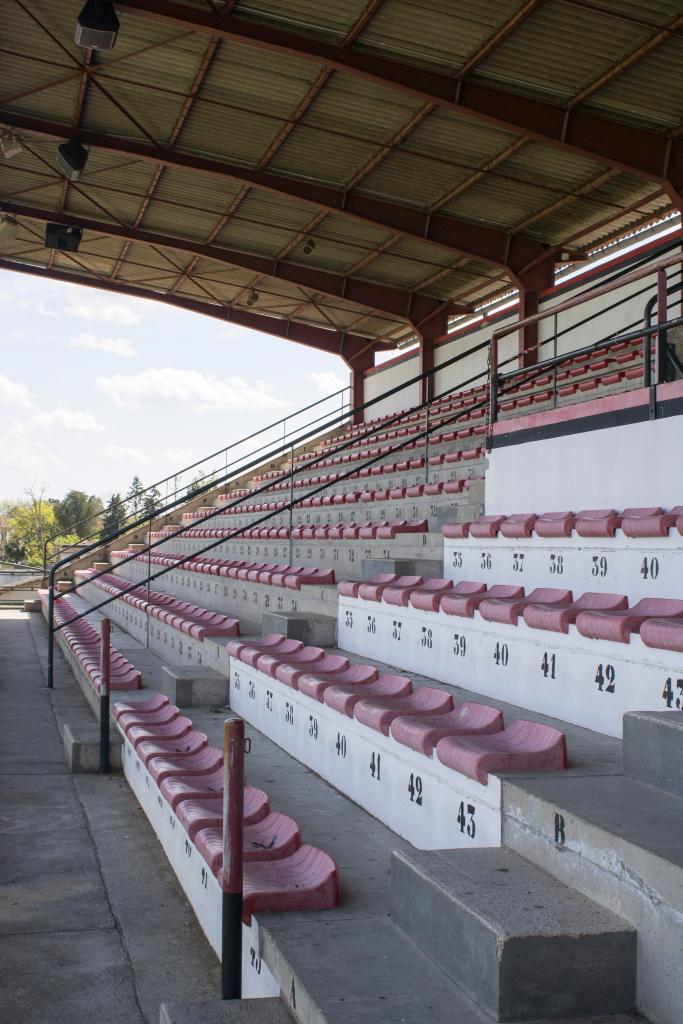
[364,352,420,419]
[485,412,683,512]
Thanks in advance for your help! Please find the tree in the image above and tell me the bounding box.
[126,476,144,519]
[5,498,78,566]
[101,493,127,539]
[54,490,103,540]
[186,469,218,498]
[142,485,162,520]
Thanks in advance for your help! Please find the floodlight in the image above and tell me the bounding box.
[0,215,18,240]
[303,237,315,255]
[57,139,89,181]
[246,289,259,306]
[75,0,120,50]
[0,130,23,160]
[45,223,83,252]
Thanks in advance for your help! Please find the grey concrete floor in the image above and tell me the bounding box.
[0,610,220,1024]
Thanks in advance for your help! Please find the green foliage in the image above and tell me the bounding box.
[141,485,162,520]
[101,493,127,539]
[126,475,145,518]
[53,490,104,540]
[4,500,79,566]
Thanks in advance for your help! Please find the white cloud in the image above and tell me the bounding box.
[103,444,145,463]
[0,373,33,409]
[68,332,136,358]
[308,370,347,395]
[30,408,103,433]
[66,294,142,325]
[95,367,289,412]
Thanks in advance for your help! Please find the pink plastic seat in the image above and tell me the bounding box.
[113,693,168,721]
[127,716,193,749]
[500,513,538,538]
[137,730,208,766]
[298,664,378,701]
[640,617,683,653]
[354,687,453,736]
[239,845,340,922]
[479,588,572,626]
[241,638,304,669]
[227,633,291,660]
[390,702,504,755]
[356,574,402,602]
[408,579,454,612]
[576,598,683,643]
[194,812,301,871]
[523,592,628,633]
[534,511,576,538]
[381,576,425,607]
[147,743,219,784]
[323,674,412,717]
[119,704,179,733]
[436,720,568,784]
[575,509,621,537]
[276,653,349,690]
[256,645,325,678]
[440,582,510,619]
[441,521,470,539]
[469,515,506,538]
[376,519,428,539]
[621,506,683,538]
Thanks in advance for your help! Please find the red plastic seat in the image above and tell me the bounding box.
[240,845,340,922]
[440,583,516,619]
[575,508,621,537]
[381,576,426,607]
[534,511,576,538]
[356,574,403,602]
[441,521,469,538]
[298,664,378,702]
[500,513,538,538]
[323,674,412,717]
[227,633,294,661]
[375,519,428,539]
[113,693,168,721]
[276,653,349,690]
[137,730,208,766]
[408,579,454,612]
[147,743,220,785]
[479,588,572,626]
[256,645,325,678]
[119,704,179,733]
[640,617,683,653]
[469,515,506,538]
[241,638,304,669]
[173,790,268,836]
[621,506,683,538]
[576,598,683,643]
[194,812,301,871]
[436,720,568,784]
[390,702,504,755]
[354,687,453,736]
[523,592,628,633]
[127,716,193,749]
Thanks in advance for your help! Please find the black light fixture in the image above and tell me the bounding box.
[57,139,89,181]
[303,237,316,255]
[45,224,83,252]
[75,0,120,50]
[246,289,260,307]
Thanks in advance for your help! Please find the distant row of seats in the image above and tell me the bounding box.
[112,693,340,919]
[445,506,683,539]
[227,634,568,785]
[112,551,335,589]
[46,593,141,690]
[155,518,432,543]
[338,574,683,650]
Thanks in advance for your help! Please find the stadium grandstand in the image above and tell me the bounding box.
[2,0,683,1021]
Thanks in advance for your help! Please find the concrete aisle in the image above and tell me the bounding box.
[0,610,220,1024]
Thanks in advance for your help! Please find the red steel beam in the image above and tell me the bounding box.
[0,258,391,358]
[118,0,683,195]
[0,112,548,277]
[3,200,452,324]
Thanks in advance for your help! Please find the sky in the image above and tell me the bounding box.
[0,269,351,504]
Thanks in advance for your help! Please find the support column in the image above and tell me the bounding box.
[343,346,375,425]
[416,308,449,405]
[517,261,555,368]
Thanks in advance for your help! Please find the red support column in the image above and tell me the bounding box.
[419,331,435,404]
[344,347,375,425]
[517,261,555,368]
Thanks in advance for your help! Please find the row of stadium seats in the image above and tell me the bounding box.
[448,506,683,538]
[47,593,141,690]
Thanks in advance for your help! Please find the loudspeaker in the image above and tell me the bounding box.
[45,224,83,252]
[57,140,88,181]
[74,0,119,50]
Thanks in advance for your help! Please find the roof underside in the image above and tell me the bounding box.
[0,0,680,357]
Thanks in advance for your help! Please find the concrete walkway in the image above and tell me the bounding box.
[0,610,220,1024]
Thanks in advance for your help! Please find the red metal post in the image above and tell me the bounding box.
[657,267,668,383]
[221,716,245,999]
[99,618,111,774]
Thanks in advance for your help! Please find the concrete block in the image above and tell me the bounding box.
[23,598,42,612]
[160,1000,293,1024]
[392,847,636,1021]
[361,557,443,580]
[63,722,122,773]
[261,611,337,647]
[56,580,73,593]
[160,665,229,708]
[623,710,683,798]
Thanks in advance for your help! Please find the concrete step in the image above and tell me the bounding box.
[623,710,683,798]
[391,847,636,1021]
[160,998,294,1024]
[503,773,683,1024]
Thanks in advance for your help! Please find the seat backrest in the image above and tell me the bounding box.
[453,581,487,596]
[487,585,525,600]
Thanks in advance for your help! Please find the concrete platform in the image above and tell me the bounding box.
[161,1000,294,1024]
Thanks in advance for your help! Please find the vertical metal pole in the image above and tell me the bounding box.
[643,299,654,389]
[146,515,152,649]
[99,618,111,774]
[288,444,295,565]
[221,716,244,1000]
[657,268,668,384]
[489,336,499,425]
[424,403,430,484]
[47,576,55,689]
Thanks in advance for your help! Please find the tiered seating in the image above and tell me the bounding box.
[114,692,340,951]
[228,634,567,848]
[442,506,683,600]
[44,592,141,691]
[337,569,683,736]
